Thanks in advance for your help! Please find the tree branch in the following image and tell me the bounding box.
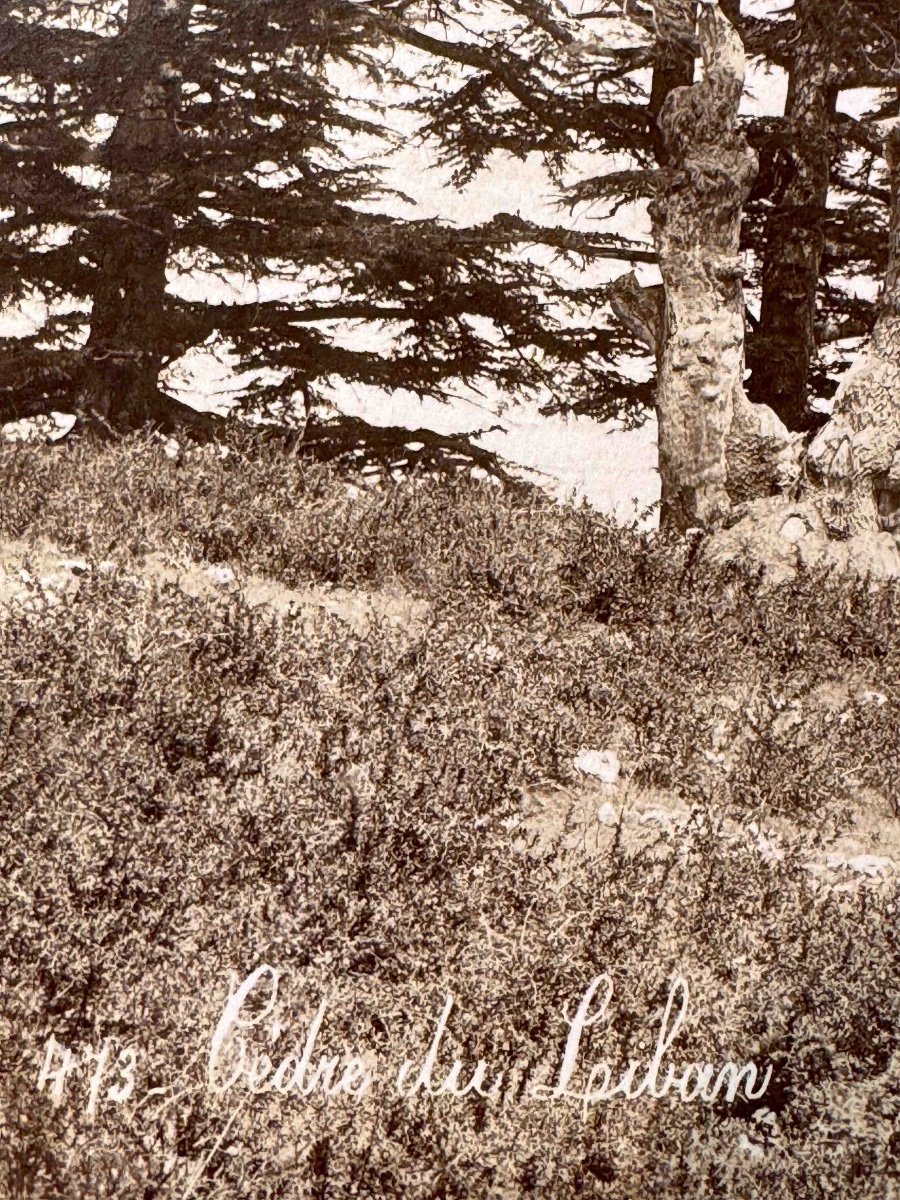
[374,15,572,139]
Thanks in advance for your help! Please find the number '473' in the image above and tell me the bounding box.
[37,1034,138,1118]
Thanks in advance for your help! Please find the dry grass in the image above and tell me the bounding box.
[1,431,898,1198]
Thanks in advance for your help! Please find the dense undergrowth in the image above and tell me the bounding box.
[1,432,898,1198]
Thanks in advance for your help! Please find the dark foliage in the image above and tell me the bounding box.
[0,0,653,448]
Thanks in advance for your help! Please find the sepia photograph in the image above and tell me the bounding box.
[0,0,898,1195]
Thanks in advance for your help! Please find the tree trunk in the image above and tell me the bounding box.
[804,125,900,537]
[83,0,188,428]
[648,2,760,529]
[747,1,833,432]
[703,125,900,581]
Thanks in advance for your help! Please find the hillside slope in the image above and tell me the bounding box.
[1,432,898,1199]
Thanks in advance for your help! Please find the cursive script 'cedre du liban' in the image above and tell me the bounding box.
[207,966,771,1114]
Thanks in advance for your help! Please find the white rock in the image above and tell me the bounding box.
[821,852,894,878]
[738,1133,765,1161]
[778,515,809,544]
[823,853,848,870]
[596,802,620,826]
[206,565,235,588]
[58,558,90,575]
[701,747,728,767]
[573,749,620,783]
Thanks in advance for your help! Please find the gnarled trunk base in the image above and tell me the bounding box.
[703,125,900,580]
[702,496,900,584]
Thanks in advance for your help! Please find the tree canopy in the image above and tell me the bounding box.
[0,1,898,475]
[0,0,652,474]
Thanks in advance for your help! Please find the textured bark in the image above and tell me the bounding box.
[804,125,900,537]
[747,2,833,431]
[607,271,666,362]
[612,3,801,518]
[703,126,900,580]
[648,1,696,165]
[83,0,188,427]
[647,0,742,168]
[648,2,760,529]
